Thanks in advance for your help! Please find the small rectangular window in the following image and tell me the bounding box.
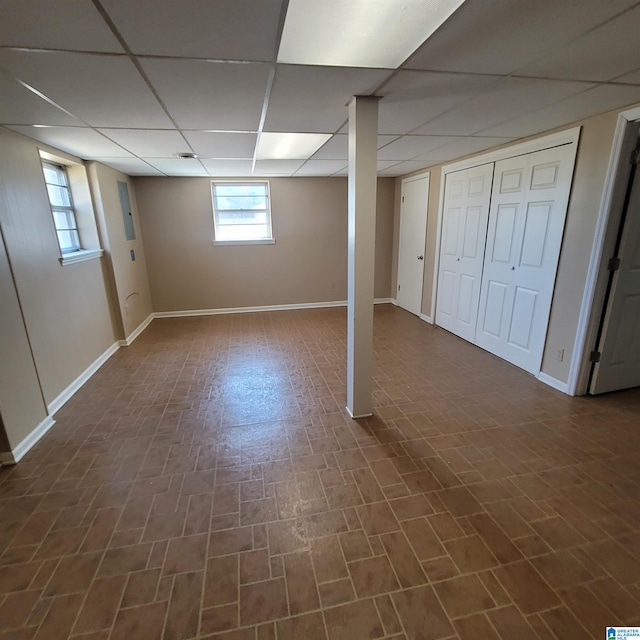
[42,162,80,253]
[211,181,273,243]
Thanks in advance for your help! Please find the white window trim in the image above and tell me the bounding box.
[59,248,104,266]
[211,180,274,245]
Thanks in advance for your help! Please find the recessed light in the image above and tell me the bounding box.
[278,0,466,69]
[174,152,198,159]
[256,132,331,160]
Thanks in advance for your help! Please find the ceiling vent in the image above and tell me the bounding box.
[174,152,198,159]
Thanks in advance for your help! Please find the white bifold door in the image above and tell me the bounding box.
[436,144,576,376]
[435,163,493,342]
[590,158,640,394]
[475,146,575,374]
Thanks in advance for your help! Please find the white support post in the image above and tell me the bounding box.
[346,96,379,419]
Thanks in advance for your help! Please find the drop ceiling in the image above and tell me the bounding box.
[2,0,640,177]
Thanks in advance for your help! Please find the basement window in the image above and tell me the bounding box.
[211,181,275,245]
[42,162,81,253]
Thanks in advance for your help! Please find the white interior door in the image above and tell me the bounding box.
[475,145,575,374]
[590,159,640,394]
[397,174,429,316]
[435,163,494,341]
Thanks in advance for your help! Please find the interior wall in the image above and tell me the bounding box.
[135,176,395,312]
[0,128,118,410]
[393,107,625,386]
[89,162,153,339]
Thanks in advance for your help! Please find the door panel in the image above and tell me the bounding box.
[591,159,640,394]
[397,174,429,316]
[436,163,493,341]
[475,145,575,374]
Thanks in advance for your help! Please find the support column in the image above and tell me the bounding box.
[346,96,379,419]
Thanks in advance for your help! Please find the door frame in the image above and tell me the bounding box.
[569,106,640,395]
[398,173,430,319]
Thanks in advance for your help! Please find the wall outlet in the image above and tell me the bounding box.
[555,348,564,362]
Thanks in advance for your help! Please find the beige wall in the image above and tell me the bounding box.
[89,163,153,339]
[0,128,119,414]
[393,107,624,385]
[135,176,395,311]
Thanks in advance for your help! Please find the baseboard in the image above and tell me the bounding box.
[537,372,570,394]
[47,342,120,415]
[390,298,398,306]
[0,451,16,466]
[155,298,394,318]
[419,313,433,324]
[345,406,373,419]
[10,415,56,463]
[119,313,154,347]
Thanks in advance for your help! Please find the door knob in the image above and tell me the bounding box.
[417,255,424,260]
[457,258,460,261]
[510,266,515,270]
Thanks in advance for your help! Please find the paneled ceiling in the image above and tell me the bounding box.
[2,0,640,177]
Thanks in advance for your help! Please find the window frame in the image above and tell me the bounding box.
[211,180,275,245]
[42,161,82,254]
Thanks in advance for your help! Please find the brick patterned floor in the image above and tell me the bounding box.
[1,305,640,639]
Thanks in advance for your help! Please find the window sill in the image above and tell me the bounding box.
[213,239,276,246]
[59,249,104,266]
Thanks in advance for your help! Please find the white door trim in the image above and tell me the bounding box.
[431,127,581,340]
[568,106,640,395]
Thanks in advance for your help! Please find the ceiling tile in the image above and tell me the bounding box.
[97,129,188,157]
[378,135,462,160]
[254,159,305,174]
[480,84,640,137]
[201,159,254,176]
[334,160,401,176]
[416,135,516,161]
[378,160,432,176]
[311,134,400,160]
[7,126,135,158]
[0,72,82,126]
[614,69,640,84]
[183,132,257,158]
[141,59,270,130]
[0,50,173,128]
[518,6,640,82]
[413,77,594,136]
[404,0,638,75]
[92,158,164,175]
[294,160,348,175]
[377,71,501,134]
[0,0,123,52]
[101,0,283,61]
[143,158,208,176]
[264,64,389,133]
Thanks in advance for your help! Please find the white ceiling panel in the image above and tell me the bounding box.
[202,159,254,177]
[416,135,516,160]
[0,0,123,52]
[404,0,638,75]
[413,77,594,136]
[142,59,270,130]
[7,126,135,159]
[378,71,501,134]
[614,69,640,84]
[480,84,640,138]
[519,6,640,82]
[97,129,188,157]
[0,50,173,128]
[254,159,306,174]
[378,161,432,176]
[378,135,463,160]
[264,65,389,133]
[0,73,82,126]
[334,160,401,175]
[144,158,208,176]
[183,132,257,158]
[92,158,164,176]
[101,0,283,61]
[294,160,348,175]
[311,134,401,160]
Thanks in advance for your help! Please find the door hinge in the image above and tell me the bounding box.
[589,350,601,363]
[398,285,401,291]
[401,196,405,203]
[631,149,640,165]
[608,256,621,271]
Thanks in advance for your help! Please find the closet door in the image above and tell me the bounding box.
[475,145,575,374]
[436,163,493,342]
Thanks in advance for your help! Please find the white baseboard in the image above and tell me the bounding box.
[537,372,570,394]
[0,451,16,466]
[155,298,394,318]
[10,415,56,463]
[345,406,373,419]
[47,342,120,415]
[390,298,398,306]
[119,313,154,347]
[419,313,433,324]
